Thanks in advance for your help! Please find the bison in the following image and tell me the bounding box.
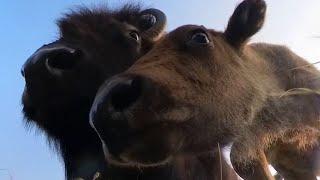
[21,5,167,179]
[21,4,237,180]
[90,0,320,179]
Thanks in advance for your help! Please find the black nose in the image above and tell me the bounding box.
[90,76,146,128]
[109,77,142,112]
[97,76,143,114]
[90,75,148,156]
[45,47,81,73]
[22,43,81,77]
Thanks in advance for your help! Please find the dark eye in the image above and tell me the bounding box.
[139,14,157,30]
[191,32,210,44]
[129,31,140,42]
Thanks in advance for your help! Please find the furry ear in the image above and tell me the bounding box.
[224,0,266,48]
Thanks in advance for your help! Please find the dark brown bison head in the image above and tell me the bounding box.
[90,0,266,167]
[21,5,166,179]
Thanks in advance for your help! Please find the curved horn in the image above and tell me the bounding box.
[139,8,167,41]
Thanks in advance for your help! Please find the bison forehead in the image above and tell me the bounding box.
[57,5,143,42]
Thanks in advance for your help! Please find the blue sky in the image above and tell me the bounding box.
[0,0,319,179]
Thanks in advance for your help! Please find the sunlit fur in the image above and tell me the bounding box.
[92,0,320,179]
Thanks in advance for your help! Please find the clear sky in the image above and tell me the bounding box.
[0,0,319,179]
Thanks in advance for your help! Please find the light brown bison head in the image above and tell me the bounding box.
[90,0,267,167]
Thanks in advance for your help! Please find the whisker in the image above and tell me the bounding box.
[278,88,320,98]
[289,60,320,71]
[217,143,223,180]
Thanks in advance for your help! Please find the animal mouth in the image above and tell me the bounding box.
[100,121,180,167]
[22,88,37,119]
[105,150,173,168]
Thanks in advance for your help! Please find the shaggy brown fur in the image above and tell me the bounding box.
[91,0,320,179]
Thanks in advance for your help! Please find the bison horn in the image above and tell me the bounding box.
[139,8,167,41]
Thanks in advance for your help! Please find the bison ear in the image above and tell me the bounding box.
[138,8,167,41]
[224,0,266,49]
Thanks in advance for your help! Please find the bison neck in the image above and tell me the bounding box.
[171,151,237,180]
[50,104,105,180]
[60,128,105,180]
[63,150,105,180]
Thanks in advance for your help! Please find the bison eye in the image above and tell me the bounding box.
[139,14,157,30]
[129,31,140,42]
[191,32,210,44]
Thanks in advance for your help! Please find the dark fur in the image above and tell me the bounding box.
[22,5,166,179]
[91,0,320,179]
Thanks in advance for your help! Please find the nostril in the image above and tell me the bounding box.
[110,78,142,112]
[45,49,81,73]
